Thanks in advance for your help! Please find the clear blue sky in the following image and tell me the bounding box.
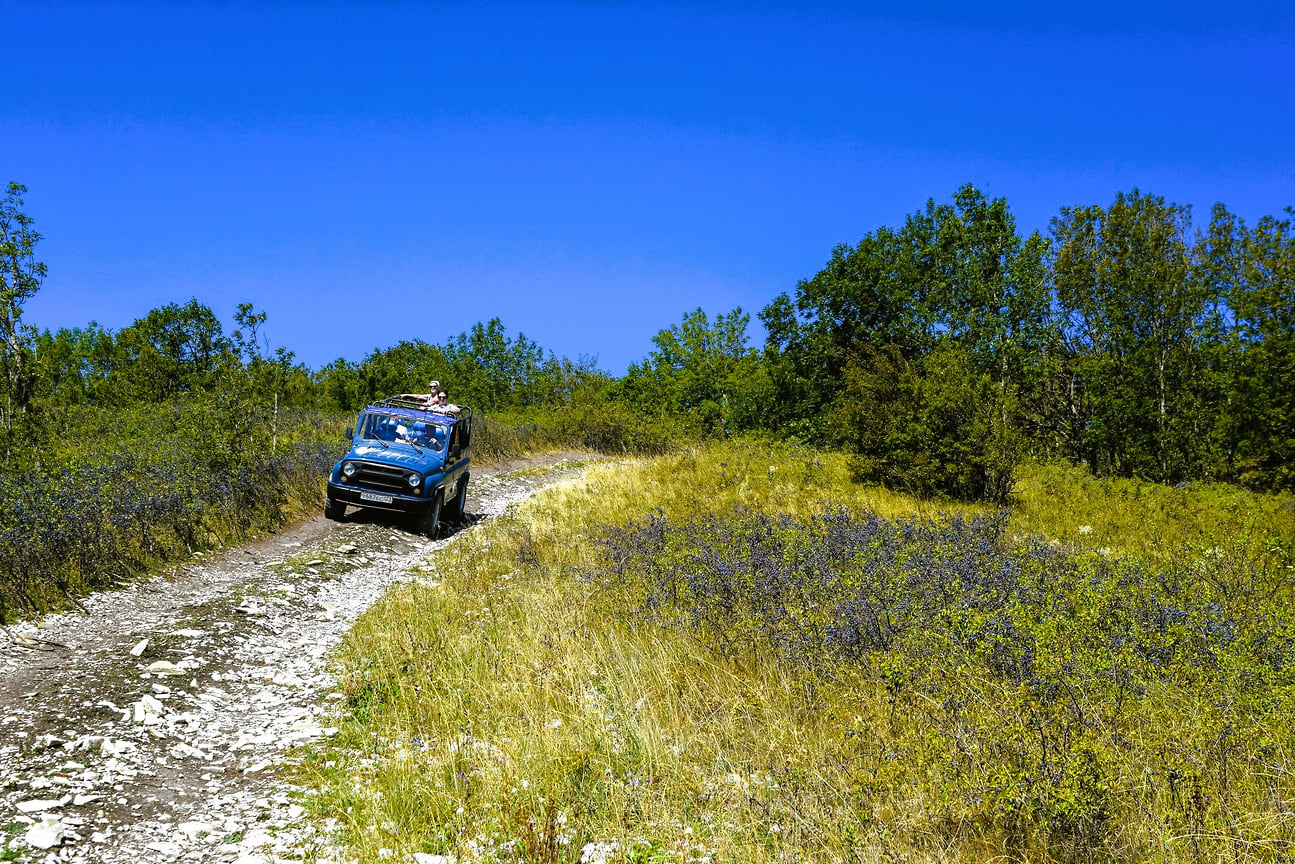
[4,1,1293,373]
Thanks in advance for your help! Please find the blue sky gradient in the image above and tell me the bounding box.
[4,1,1293,372]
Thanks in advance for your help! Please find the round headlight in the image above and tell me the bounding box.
[342,462,357,477]
[407,472,421,487]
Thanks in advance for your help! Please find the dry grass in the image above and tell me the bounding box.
[303,441,1295,864]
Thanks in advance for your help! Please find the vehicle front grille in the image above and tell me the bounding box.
[351,461,412,493]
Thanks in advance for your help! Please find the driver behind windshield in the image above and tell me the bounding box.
[392,419,446,451]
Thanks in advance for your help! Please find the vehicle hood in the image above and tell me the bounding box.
[347,441,445,473]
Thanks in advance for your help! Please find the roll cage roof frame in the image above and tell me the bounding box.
[367,396,472,424]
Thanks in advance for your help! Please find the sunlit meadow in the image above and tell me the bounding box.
[305,441,1295,863]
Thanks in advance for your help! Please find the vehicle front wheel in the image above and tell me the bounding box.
[416,493,442,538]
[324,495,346,522]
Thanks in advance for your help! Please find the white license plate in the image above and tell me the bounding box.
[360,491,393,504]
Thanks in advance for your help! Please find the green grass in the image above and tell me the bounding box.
[303,441,1295,863]
[0,822,24,862]
[1014,461,1295,562]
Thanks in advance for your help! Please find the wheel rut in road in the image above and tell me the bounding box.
[0,454,589,863]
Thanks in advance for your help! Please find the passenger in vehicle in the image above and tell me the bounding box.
[393,379,441,409]
[374,418,398,441]
[434,391,461,416]
[430,426,448,451]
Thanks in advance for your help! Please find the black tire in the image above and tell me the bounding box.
[416,492,442,538]
[324,494,346,522]
[444,472,470,524]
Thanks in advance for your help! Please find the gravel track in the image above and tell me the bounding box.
[0,455,588,863]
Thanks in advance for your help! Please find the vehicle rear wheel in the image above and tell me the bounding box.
[324,494,346,522]
[416,492,442,538]
[444,473,470,524]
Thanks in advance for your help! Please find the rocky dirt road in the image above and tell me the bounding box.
[0,455,587,864]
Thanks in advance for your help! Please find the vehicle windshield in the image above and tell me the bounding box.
[357,410,451,452]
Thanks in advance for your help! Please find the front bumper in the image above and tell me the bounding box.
[327,480,435,515]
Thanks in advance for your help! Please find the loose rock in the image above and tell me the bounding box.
[26,815,65,849]
[0,457,581,864]
[145,840,184,857]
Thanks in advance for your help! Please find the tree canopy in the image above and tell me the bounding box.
[7,180,1295,500]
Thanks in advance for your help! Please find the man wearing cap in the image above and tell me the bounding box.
[394,380,440,409]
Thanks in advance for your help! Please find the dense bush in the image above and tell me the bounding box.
[588,505,1295,858]
[0,401,343,621]
[830,345,1023,502]
[474,404,683,462]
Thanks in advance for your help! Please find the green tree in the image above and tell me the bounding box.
[619,308,770,435]
[761,185,1048,441]
[829,344,1023,502]
[349,339,451,407]
[0,183,47,446]
[231,302,306,400]
[315,358,366,412]
[760,227,923,439]
[326,320,596,413]
[1189,204,1247,480]
[110,300,231,403]
[443,318,548,409]
[1228,209,1295,489]
[33,322,117,407]
[528,353,614,409]
[927,186,1053,389]
[1051,190,1208,480]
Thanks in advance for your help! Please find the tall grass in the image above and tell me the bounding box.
[0,401,347,620]
[1013,461,1295,563]
[473,405,681,462]
[307,442,1294,862]
[0,398,683,620]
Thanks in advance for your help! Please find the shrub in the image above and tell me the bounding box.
[586,504,1295,858]
[473,404,683,461]
[830,345,1023,502]
[0,400,341,620]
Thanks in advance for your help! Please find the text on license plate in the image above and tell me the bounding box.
[360,491,393,504]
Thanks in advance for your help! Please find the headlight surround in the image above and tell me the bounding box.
[342,462,357,478]
[407,472,422,488]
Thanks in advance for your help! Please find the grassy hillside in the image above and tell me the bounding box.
[305,442,1295,863]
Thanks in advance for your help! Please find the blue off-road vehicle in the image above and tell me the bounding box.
[324,397,472,536]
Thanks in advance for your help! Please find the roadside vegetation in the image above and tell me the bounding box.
[0,187,679,620]
[4,177,1295,858]
[307,441,1295,863]
[4,179,1294,617]
[0,392,672,620]
[0,401,340,618]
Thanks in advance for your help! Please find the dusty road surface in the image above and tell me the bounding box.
[0,455,589,863]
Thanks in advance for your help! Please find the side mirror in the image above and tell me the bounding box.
[345,427,353,438]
